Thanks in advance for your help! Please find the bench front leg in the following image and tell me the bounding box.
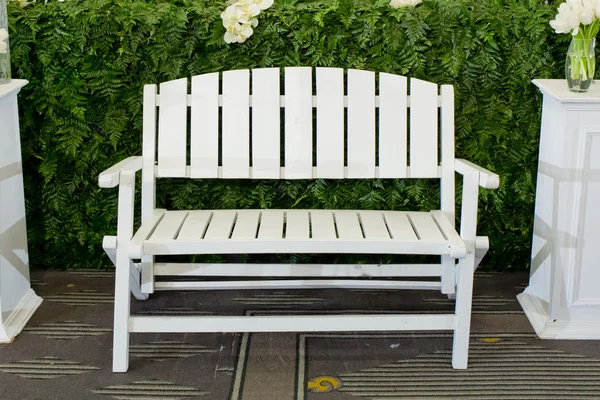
[452,169,479,369]
[113,170,135,372]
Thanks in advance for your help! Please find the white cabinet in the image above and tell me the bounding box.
[0,80,42,342]
[518,79,600,339]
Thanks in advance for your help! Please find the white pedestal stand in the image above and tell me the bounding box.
[517,79,600,339]
[0,80,42,342]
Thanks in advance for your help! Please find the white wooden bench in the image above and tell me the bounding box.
[98,67,499,373]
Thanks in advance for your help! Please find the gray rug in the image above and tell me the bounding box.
[0,269,599,400]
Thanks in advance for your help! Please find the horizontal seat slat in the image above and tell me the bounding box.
[133,210,464,258]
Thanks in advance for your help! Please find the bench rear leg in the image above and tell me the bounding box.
[452,253,475,369]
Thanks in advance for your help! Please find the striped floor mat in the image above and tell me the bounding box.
[0,270,598,400]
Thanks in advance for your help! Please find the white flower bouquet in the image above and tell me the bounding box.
[550,0,600,90]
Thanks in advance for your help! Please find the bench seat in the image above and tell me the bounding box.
[129,209,466,259]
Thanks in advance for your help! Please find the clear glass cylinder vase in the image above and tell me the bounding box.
[0,0,10,85]
[566,37,595,92]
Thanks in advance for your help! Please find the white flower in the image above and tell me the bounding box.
[389,0,422,8]
[255,0,274,11]
[224,23,254,44]
[0,28,8,55]
[550,2,585,35]
[233,0,261,23]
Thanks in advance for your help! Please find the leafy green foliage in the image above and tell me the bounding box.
[8,0,568,269]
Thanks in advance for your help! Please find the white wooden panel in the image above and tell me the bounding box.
[155,263,443,277]
[130,314,455,333]
[284,67,313,179]
[316,67,344,178]
[409,78,439,178]
[408,212,445,241]
[334,210,363,239]
[285,210,310,239]
[142,84,157,223]
[222,70,250,178]
[378,73,407,178]
[358,211,390,240]
[155,280,442,291]
[231,210,260,239]
[129,209,166,258]
[257,210,284,239]
[252,68,281,179]
[158,78,188,177]
[204,210,237,240]
[347,69,376,178]
[382,211,418,241]
[190,73,219,178]
[177,210,213,240]
[148,211,188,242]
[310,210,337,239]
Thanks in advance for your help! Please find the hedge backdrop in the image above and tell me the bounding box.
[7,0,568,270]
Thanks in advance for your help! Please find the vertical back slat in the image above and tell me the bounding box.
[142,84,157,223]
[440,84,456,295]
[222,69,250,178]
[190,73,219,178]
[284,67,313,179]
[316,67,345,178]
[252,68,281,179]
[378,73,408,178]
[158,78,188,178]
[347,69,376,178]
[409,78,439,178]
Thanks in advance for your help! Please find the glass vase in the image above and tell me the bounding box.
[0,0,10,85]
[566,37,595,92]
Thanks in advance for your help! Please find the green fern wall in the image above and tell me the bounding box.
[8,0,568,269]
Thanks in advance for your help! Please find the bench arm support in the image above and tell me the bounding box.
[98,156,143,188]
[455,159,500,189]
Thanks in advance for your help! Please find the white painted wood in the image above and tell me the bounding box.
[440,84,456,294]
[157,78,188,178]
[98,156,142,188]
[284,210,310,239]
[409,78,438,178]
[222,70,251,178]
[154,280,441,291]
[333,211,363,240]
[358,211,390,240]
[177,210,213,240]
[128,209,166,259]
[0,80,42,342]
[231,210,261,239]
[190,73,219,178]
[147,211,188,242]
[382,212,418,241]
[112,170,135,372]
[142,84,158,224]
[430,210,466,259]
[517,80,600,339]
[154,263,443,277]
[378,73,408,178]
[101,70,501,371]
[204,210,237,240]
[284,67,313,179]
[408,212,445,242]
[142,235,456,256]
[257,210,285,239]
[316,67,345,178]
[129,314,455,333]
[455,158,500,189]
[452,170,479,369]
[310,210,337,239]
[347,69,376,178]
[252,68,281,179]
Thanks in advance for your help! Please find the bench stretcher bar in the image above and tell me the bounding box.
[129,314,456,333]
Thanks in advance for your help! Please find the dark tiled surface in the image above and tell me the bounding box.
[0,270,598,400]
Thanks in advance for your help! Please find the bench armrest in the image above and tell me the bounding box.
[98,156,143,188]
[455,159,500,189]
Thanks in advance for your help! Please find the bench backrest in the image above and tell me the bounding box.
[141,67,456,223]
